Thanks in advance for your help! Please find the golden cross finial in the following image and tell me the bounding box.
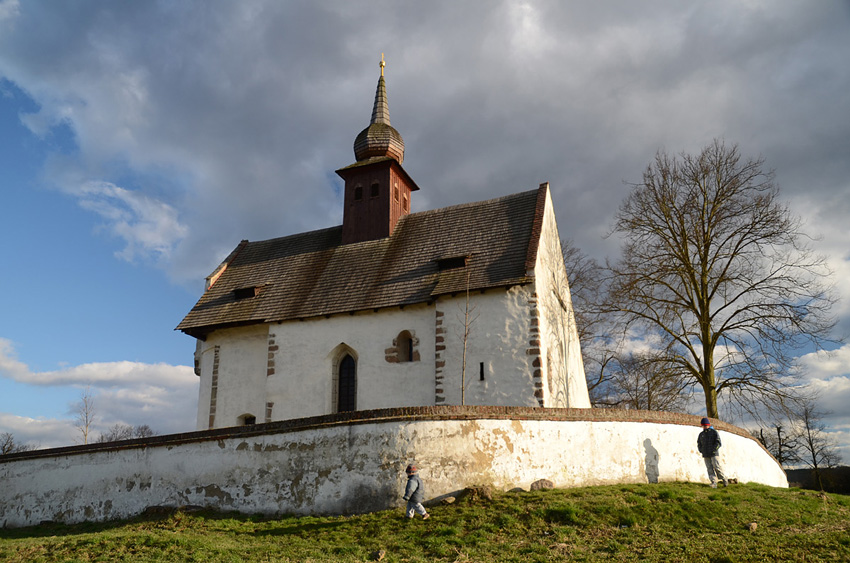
[380,53,385,76]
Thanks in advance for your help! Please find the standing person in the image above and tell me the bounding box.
[697,417,728,488]
[402,464,429,519]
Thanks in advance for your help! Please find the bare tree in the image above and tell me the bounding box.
[608,140,838,419]
[1,432,36,455]
[607,352,689,411]
[95,423,157,443]
[458,266,479,405]
[751,423,800,467]
[795,400,842,490]
[563,240,686,410]
[561,240,615,405]
[74,385,96,444]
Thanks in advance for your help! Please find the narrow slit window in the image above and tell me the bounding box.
[479,362,485,381]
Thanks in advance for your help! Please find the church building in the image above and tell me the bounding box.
[177,61,590,430]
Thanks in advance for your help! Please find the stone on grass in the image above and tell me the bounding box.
[457,485,493,503]
[530,479,554,491]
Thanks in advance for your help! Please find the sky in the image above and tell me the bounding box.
[1,1,849,461]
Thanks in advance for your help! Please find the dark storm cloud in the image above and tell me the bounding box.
[3,1,848,279]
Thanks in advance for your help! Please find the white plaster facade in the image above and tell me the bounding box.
[192,188,590,430]
[0,409,787,528]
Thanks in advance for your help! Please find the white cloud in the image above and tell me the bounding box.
[0,413,76,450]
[0,0,18,22]
[0,337,29,380]
[72,181,188,263]
[0,338,197,445]
[799,345,850,381]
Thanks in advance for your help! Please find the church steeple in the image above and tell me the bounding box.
[337,56,419,245]
[353,54,405,164]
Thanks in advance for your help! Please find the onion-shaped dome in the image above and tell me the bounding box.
[354,73,405,164]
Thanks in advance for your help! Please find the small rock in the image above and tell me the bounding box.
[441,496,456,505]
[371,549,386,561]
[530,479,554,491]
[748,522,757,532]
[457,485,493,503]
[508,487,526,493]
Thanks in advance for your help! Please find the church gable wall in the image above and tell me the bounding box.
[534,190,591,408]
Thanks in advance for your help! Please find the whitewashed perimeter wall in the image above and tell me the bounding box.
[0,408,786,528]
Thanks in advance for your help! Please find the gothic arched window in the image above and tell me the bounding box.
[337,354,357,412]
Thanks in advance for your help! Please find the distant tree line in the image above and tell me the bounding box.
[1,432,37,455]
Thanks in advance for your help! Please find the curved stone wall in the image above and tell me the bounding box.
[0,407,786,527]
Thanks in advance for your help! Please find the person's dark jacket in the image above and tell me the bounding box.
[697,426,722,458]
[403,473,424,503]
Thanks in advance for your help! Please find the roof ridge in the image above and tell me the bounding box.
[242,224,342,247]
[524,183,549,272]
[243,189,539,248]
[405,188,539,220]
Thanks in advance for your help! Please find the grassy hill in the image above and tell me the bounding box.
[1,482,848,562]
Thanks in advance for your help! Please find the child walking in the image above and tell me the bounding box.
[402,464,429,519]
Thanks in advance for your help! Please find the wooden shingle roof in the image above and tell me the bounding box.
[177,185,547,339]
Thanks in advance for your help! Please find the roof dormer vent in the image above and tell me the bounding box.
[436,256,469,271]
[234,286,261,300]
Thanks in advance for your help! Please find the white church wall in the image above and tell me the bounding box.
[436,286,539,407]
[534,189,591,408]
[265,304,436,420]
[196,325,270,429]
[0,408,787,528]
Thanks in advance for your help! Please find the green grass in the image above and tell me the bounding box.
[1,483,848,562]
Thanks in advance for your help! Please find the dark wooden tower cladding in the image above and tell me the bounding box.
[337,57,419,245]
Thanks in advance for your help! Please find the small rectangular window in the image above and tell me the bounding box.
[479,362,485,381]
[354,186,363,201]
[436,256,468,270]
[370,182,380,197]
[234,286,259,300]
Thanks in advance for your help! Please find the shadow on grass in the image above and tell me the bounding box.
[0,509,290,540]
